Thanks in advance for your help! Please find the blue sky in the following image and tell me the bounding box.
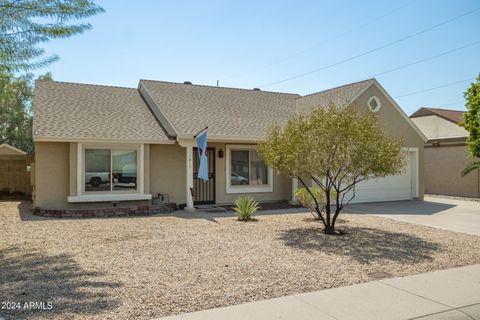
[34,0,480,115]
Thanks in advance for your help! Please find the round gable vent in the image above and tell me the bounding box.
[368,96,381,112]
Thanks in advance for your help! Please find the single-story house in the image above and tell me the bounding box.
[32,78,426,211]
[410,107,479,198]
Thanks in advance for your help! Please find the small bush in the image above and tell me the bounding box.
[295,187,326,211]
[233,196,259,221]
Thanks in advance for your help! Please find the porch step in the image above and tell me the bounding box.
[194,204,228,213]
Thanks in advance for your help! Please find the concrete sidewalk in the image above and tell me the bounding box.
[160,264,480,320]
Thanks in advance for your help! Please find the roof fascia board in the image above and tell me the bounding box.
[33,137,175,144]
[138,81,178,138]
[178,134,262,144]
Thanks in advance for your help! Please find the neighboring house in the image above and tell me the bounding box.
[32,78,426,210]
[410,107,479,198]
[0,143,32,197]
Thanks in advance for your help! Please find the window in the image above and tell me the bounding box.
[68,143,149,203]
[85,149,111,191]
[368,96,381,112]
[84,148,138,192]
[226,145,272,193]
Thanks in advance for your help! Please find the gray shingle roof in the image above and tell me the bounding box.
[139,80,300,138]
[410,107,465,124]
[296,79,375,113]
[33,78,378,141]
[33,81,170,142]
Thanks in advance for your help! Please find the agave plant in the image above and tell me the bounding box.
[233,196,259,221]
[460,160,480,177]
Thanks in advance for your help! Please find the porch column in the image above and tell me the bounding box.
[290,177,298,205]
[185,143,195,212]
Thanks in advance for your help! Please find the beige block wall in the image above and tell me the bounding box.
[354,85,425,199]
[424,145,479,198]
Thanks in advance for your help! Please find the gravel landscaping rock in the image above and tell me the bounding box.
[1,201,480,319]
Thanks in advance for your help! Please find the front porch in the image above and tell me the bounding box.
[178,139,297,212]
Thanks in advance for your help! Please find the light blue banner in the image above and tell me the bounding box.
[196,130,208,181]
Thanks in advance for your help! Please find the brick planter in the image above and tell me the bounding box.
[33,203,177,218]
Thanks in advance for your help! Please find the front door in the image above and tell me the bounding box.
[193,147,215,205]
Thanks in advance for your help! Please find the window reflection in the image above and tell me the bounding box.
[85,149,111,191]
[230,149,268,186]
[112,150,137,190]
[84,148,137,192]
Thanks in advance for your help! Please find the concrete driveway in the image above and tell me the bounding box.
[345,196,480,236]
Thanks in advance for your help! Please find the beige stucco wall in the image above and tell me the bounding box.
[353,85,425,199]
[424,144,479,198]
[411,115,468,139]
[150,144,187,204]
[34,142,70,208]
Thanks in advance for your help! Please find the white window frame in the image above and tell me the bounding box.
[68,143,150,203]
[367,96,382,112]
[226,144,273,194]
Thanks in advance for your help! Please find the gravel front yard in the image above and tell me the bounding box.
[1,201,480,320]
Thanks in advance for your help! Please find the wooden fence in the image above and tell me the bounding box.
[0,154,33,198]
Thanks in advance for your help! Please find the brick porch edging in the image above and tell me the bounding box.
[33,203,177,218]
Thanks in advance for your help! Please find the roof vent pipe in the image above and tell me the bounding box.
[253,88,261,91]
[184,81,192,85]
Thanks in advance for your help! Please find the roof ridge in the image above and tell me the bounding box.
[139,79,300,96]
[36,79,137,91]
[297,78,375,99]
[424,107,466,113]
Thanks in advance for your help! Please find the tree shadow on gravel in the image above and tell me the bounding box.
[0,247,122,319]
[279,226,441,264]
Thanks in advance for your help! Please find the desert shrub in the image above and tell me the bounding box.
[233,196,259,221]
[295,187,326,211]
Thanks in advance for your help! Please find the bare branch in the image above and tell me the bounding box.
[297,176,327,228]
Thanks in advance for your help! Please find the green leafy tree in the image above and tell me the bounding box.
[461,74,480,177]
[0,71,33,152]
[0,0,104,72]
[259,104,405,235]
[0,71,52,153]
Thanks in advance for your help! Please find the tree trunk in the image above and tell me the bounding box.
[325,189,333,234]
[324,225,336,235]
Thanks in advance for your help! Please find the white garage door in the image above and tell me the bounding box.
[346,150,418,203]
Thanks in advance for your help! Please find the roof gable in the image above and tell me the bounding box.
[353,80,428,143]
[410,107,465,124]
[0,143,27,155]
